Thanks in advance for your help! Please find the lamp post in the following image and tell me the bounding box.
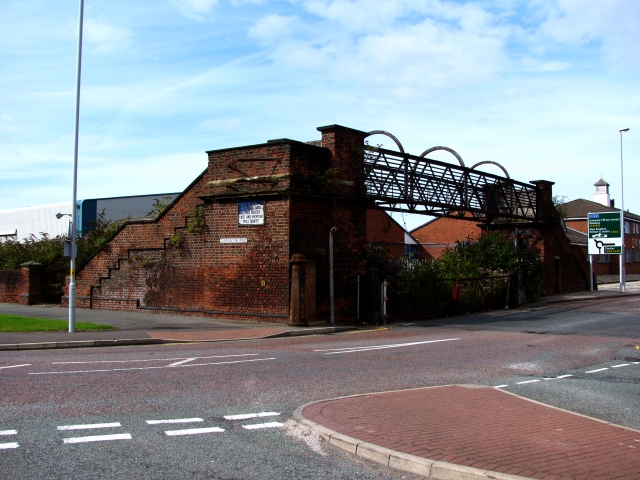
[68,0,85,333]
[619,127,629,293]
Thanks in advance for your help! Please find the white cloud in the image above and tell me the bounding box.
[247,1,510,97]
[538,0,640,66]
[84,19,132,54]
[170,0,218,21]
[1,114,15,123]
[248,15,297,44]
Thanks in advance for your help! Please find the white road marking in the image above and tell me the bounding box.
[31,357,276,375]
[315,338,460,355]
[242,422,284,430]
[494,364,637,390]
[146,418,203,425]
[168,358,196,367]
[53,354,257,365]
[0,364,31,370]
[0,430,17,435]
[57,422,121,431]
[224,412,280,421]
[627,299,640,302]
[63,433,131,444]
[164,427,224,436]
[0,442,19,449]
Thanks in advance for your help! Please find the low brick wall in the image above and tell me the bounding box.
[0,262,44,305]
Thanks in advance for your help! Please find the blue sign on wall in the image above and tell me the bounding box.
[238,200,265,226]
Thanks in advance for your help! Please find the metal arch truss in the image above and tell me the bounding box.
[363,134,537,222]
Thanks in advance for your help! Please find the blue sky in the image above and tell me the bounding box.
[1,0,639,230]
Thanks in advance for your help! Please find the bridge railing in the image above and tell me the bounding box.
[364,146,537,221]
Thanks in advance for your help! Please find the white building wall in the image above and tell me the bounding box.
[0,202,73,242]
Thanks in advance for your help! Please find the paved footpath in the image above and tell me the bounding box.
[296,385,640,480]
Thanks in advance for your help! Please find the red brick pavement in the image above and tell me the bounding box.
[302,385,640,479]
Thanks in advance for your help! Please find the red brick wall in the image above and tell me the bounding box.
[0,263,43,305]
[0,270,22,304]
[411,215,482,259]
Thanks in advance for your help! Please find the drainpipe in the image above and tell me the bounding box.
[329,227,337,326]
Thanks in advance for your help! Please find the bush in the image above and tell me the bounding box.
[364,230,543,321]
[0,212,128,301]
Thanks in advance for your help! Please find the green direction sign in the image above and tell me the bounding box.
[588,212,622,255]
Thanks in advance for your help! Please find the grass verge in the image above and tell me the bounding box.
[0,314,116,332]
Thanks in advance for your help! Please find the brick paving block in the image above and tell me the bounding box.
[303,385,640,479]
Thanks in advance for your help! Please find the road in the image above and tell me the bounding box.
[1,297,639,479]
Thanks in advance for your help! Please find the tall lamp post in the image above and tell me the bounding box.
[620,127,630,293]
[68,0,85,333]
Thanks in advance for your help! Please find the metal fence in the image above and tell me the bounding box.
[374,275,511,322]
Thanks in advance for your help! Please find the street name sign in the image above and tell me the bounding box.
[588,211,622,255]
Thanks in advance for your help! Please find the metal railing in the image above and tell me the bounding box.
[383,275,511,321]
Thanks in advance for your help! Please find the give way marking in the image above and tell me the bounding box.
[314,338,460,355]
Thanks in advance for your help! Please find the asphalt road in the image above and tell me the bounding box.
[1,298,639,479]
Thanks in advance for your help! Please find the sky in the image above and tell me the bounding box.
[1,0,639,231]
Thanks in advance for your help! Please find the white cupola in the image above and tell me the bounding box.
[594,178,611,207]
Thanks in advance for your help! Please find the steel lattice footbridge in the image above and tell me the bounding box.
[363,131,538,223]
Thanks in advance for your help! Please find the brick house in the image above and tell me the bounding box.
[366,209,422,259]
[410,214,482,259]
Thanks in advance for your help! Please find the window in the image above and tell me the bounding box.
[404,245,418,258]
[599,254,611,263]
[635,251,640,263]
[626,250,632,264]
[625,221,630,234]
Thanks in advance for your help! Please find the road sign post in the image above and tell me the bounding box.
[588,212,622,291]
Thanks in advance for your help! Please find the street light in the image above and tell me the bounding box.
[68,0,85,333]
[619,127,629,293]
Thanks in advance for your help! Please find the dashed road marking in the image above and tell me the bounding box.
[0,364,31,370]
[164,427,224,436]
[224,412,280,421]
[495,363,637,388]
[0,442,19,449]
[242,422,284,430]
[0,430,17,435]
[315,338,459,354]
[146,418,203,425]
[63,434,131,444]
[57,422,121,431]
